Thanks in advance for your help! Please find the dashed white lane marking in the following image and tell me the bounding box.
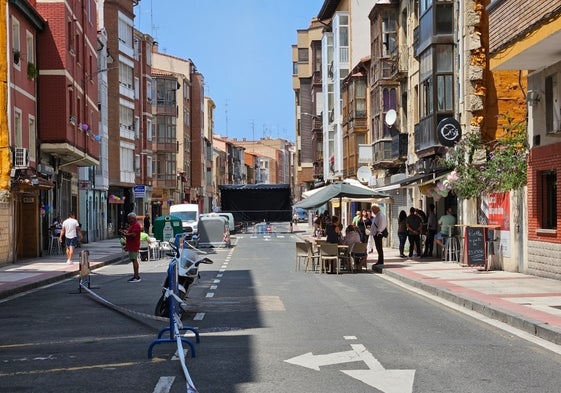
[153,376,175,393]
[193,313,205,321]
[210,285,218,290]
[213,279,220,283]
[206,293,214,298]
[344,336,357,340]
[217,273,223,277]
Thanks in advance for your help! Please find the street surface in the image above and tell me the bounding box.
[2,230,561,392]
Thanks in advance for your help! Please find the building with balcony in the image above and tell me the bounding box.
[317,0,377,181]
[292,17,323,200]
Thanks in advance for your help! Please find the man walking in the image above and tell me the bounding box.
[59,212,82,264]
[120,212,142,282]
[423,204,437,257]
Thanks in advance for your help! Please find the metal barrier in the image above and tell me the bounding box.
[148,253,200,359]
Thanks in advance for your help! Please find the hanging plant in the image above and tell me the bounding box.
[13,50,20,65]
[27,62,39,80]
[439,113,528,200]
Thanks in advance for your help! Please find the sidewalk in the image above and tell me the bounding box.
[3,229,561,347]
[0,238,125,300]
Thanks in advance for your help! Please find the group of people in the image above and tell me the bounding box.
[316,203,388,271]
[397,205,456,258]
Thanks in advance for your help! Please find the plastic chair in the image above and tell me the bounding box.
[319,243,340,274]
[305,241,320,272]
[295,242,309,271]
[349,242,368,271]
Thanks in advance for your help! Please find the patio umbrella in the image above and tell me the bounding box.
[293,181,390,210]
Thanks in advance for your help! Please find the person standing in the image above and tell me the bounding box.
[356,209,371,244]
[397,210,408,258]
[352,210,361,226]
[406,207,423,258]
[435,207,457,249]
[144,214,151,234]
[370,204,387,266]
[423,204,437,257]
[120,212,142,282]
[59,212,82,264]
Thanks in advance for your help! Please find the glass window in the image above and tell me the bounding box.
[26,31,34,64]
[382,10,397,56]
[541,170,557,229]
[436,3,454,34]
[298,48,309,62]
[436,45,453,72]
[437,75,453,111]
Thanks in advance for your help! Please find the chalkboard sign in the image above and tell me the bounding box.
[466,227,485,266]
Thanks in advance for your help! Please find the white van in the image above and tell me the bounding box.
[169,204,200,238]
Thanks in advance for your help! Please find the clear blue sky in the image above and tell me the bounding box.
[134,0,324,142]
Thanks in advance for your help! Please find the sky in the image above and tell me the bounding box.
[134,0,325,142]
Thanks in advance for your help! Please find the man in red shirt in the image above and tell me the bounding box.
[120,212,142,282]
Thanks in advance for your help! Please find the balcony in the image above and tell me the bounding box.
[372,140,392,164]
[414,113,452,154]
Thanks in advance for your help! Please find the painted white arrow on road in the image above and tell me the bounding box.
[285,344,383,371]
[285,344,416,393]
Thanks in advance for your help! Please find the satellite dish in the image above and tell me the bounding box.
[356,166,372,183]
[385,109,397,127]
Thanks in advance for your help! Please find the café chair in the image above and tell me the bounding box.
[350,242,368,272]
[295,242,309,271]
[319,243,340,274]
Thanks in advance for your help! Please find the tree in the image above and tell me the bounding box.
[440,114,528,200]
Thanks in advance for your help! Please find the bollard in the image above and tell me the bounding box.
[78,250,90,292]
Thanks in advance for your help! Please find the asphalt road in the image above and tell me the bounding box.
[2,232,561,392]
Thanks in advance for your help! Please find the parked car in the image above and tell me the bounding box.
[294,208,308,223]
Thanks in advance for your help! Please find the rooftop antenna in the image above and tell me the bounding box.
[150,0,159,41]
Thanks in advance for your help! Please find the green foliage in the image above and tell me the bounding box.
[440,114,528,200]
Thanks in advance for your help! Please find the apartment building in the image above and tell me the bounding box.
[292,18,324,200]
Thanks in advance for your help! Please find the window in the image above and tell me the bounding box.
[154,115,177,144]
[119,105,134,131]
[298,48,309,63]
[119,63,133,89]
[146,43,152,66]
[14,109,22,147]
[120,144,135,183]
[28,116,36,161]
[26,31,34,65]
[545,74,561,132]
[12,17,20,67]
[146,80,152,102]
[135,154,140,176]
[134,116,140,138]
[146,156,153,178]
[382,10,397,57]
[146,118,152,141]
[541,170,557,229]
[435,3,453,34]
[134,77,140,99]
[118,18,133,48]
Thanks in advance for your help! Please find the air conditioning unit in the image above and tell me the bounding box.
[14,147,29,168]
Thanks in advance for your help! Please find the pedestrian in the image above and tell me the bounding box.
[352,210,361,226]
[325,216,341,244]
[120,212,142,282]
[59,212,82,264]
[397,210,408,258]
[435,207,457,249]
[406,207,423,258]
[356,209,371,244]
[423,204,437,257]
[144,214,151,234]
[370,204,387,266]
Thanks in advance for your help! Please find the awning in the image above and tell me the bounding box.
[373,169,450,192]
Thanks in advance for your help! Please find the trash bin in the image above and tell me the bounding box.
[153,215,183,242]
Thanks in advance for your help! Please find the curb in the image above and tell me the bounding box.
[0,254,123,301]
[382,267,561,346]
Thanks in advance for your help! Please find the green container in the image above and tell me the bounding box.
[153,215,183,242]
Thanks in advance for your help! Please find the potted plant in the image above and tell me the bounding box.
[27,62,38,80]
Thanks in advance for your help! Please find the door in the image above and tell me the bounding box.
[17,193,39,259]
